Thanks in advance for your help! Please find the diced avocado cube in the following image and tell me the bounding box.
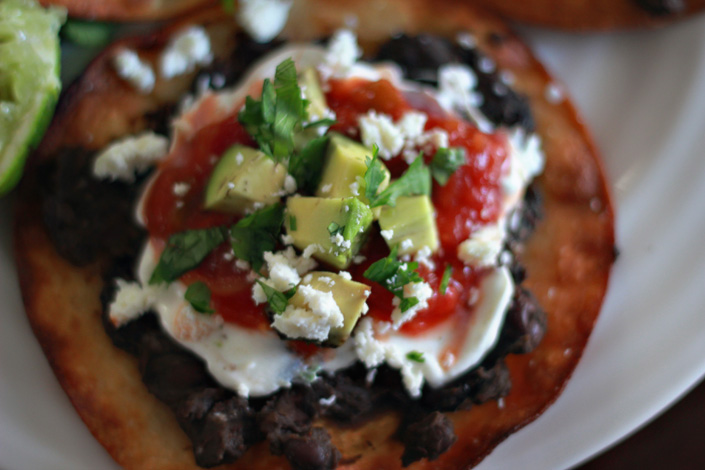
[288,271,370,347]
[294,67,331,151]
[204,145,287,214]
[300,67,328,123]
[378,195,439,256]
[286,196,373,269]
[315,133,390,215]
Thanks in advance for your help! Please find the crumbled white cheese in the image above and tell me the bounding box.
[457,224,504,267]
[502,129,544,196]
[284,174,297,194]
[380,229,394,241]
[113,49,155,93]
[359,111,405,160]
[338,271,352,281]
[236,0,292,43]
[281,233,295,245]
[264,252,301,291]
[349,181,360,196]
[320,183,332,194]
[93,132,169,182]
[235,152,245,165]
[160,26,213,79]
[235,259,250,271]
[400,238,414,252]
[271,284,344,341]
[390,281,434,329]
[331,233,352,252]
[109,279,163,326]
[319,395,337,406]
[436,64,492,132]
[319,29,362,79]
[353,255,366,264]
[398,111,427,139]
[252,248,317,303]
[303,244,324,258]
[414,246,435,270]
[173,182,190,196]
[437,64,479,110]
[353,317,386,367]
[352,317,425,397]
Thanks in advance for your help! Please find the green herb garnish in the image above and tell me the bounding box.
[185,281,215,314]
[289,214,298,231]
[288,135,329,194]
[406,351,425,363]
[238,58,307,162]
[230,203,285,272]
[150,226,227,285]
[366,154,431,208]
[430,147,466,186]
[363,245,423,312]
[304,117,337,129]
[257,281,297,314]
[440,264,453,295]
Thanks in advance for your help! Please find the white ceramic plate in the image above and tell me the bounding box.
[3,14,705,470]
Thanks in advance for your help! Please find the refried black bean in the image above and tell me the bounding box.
[400,411,457,467]
[42,33,548,468]
[373,33,535,131]
[634,0,686,15]
[40,148,146,266]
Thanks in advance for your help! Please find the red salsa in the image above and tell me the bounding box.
[142,77,508,338]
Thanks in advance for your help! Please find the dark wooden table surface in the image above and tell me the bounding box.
[574,377,705,469]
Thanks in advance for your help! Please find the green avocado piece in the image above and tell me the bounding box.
[204,144,287,214]
[378,195,439,256]
[286,196,373,269]
[315,133,390,215]
[288,271,370,347]
[300,67,328,122]
[294,67,331,151]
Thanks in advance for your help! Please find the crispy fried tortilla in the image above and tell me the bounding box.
[15,1,615,468]
[39,0,215,21]
[472,0,705,30]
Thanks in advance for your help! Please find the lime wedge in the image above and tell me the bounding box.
[0,0,66,195]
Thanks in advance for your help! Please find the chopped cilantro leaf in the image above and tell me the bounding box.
[440,264,453,295]
[230,203,285,272]
[304,117,337,129]
[238,58,307,163]
[368,155,431,208]
[299,364,321,382]
[363,145,386,202]
[430,147,466,186]
[289,215,297,231]
[327,221,345,238]
[400,296,420,313]
[149,227,227,285]
[288,135,329,194]
[406,351,425,363]
[185,281,215,314]
[256,281,297,314]
[363,245,423,311]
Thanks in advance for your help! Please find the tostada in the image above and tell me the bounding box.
[14,1,615,468]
